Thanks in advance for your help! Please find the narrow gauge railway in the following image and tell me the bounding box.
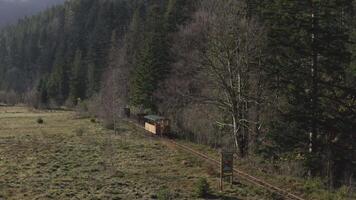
[124,116,306,200]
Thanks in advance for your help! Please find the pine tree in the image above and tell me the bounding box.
[37,77,49,106]
[69,50,86,104]
[130,5,170,110]
[46,44,69,105]
[263,0,355,184]
[126,8,144,69]
[86,61,97,97]
[164,0,190,33]
[130,39,158,109]
[85,46,100,97]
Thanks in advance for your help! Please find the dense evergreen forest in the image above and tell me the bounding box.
[0,0,65,28]
[0,0,355,191]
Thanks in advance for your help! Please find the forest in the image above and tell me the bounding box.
[0,0,355,192]
[0,0,65,28]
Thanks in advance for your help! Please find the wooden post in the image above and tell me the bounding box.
[220,151,234,191]
[231,166,234,186]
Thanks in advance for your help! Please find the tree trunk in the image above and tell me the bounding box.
[232,114,239,153]
[309,1,319,177]
[233,114,246,158]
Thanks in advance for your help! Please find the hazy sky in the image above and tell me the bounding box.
[0,0,66,29]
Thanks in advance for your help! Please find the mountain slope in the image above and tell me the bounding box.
[0,0,189,105]
[0,0,133,95]
[0,0,66,28]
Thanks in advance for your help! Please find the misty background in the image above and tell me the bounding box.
[0,0,66,29]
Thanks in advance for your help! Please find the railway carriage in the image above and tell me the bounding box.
[144,115,170,136]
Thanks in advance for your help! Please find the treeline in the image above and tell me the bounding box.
[0,0,185,106]
[0,0,130,104]
[0,0,355,192]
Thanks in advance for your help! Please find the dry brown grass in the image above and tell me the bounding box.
[0,106,272,200]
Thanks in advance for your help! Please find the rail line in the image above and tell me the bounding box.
[167,139,305,200]
[125,119,305,200]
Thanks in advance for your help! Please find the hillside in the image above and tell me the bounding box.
[0,0,65,28]
[0,0,355,198]
[0,0,137,94]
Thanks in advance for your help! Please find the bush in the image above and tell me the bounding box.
[303,179,323,195]
[205,164,219,177]
[157,187,174,200]
[23,89,38,108]
[0,90,22,105]
[37,118,44,124]
[90,118,96,123]
[194,178,210,198]
[64,98,75,108]
[103,120,115,130]
[75,100,90,118]
[75,127,85,136]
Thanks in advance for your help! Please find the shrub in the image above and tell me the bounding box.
[90,118,96,123]
[23,89,38,108]
[157,187,174,200]
[303,179,323,195]
[335,186,349,200]
[75,100,90,118]
[194,178,210,198]
[75,127,85,136]
[37,117,44,124]
[64,98,75,108]
[205,164,219,177]
[104,120,115,130]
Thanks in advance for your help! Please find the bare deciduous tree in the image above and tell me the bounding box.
[158,0,266,156]
[99,34,130,131]
[196,0,266,157]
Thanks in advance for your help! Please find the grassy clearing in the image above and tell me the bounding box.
[0,106,275,200]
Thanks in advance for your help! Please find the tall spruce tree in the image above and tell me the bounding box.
[264,0,355,185]
[69,50,86,104]
[126,8,144,69]
[47,45,69,104]
[130,5,170,110]
[37,77,49,106]
[164,0,190,33]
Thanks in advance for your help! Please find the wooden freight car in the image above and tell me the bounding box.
[144,115,170,135]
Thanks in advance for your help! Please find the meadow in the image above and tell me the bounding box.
[0,106,272,200]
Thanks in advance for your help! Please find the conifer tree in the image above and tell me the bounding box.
[69,50,86,104]
[164,0,190,33]
[130,5,170,110]
[47,45,69,104]
[37,77,49,106]
[126,8,144,69]
[263,0,355,184]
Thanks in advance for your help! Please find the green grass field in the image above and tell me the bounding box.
[0,106,276,200]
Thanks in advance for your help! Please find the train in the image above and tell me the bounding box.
[124,108,170,136]
[143,115,170,136]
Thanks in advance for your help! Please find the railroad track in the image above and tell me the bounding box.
[126,119,306,200]
[168,139,305,200]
